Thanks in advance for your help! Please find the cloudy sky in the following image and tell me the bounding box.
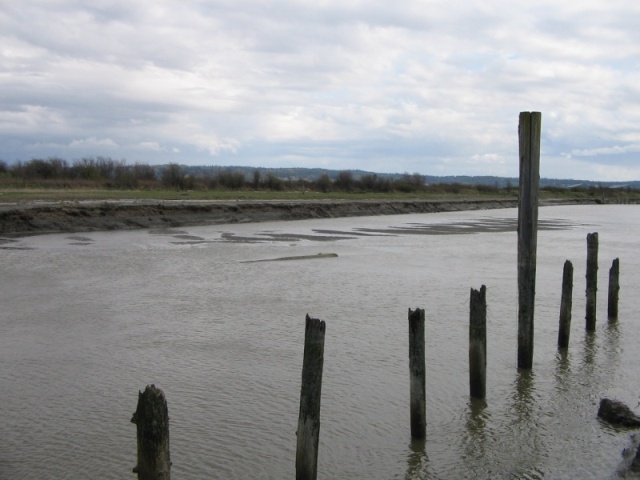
[1,1,639,180]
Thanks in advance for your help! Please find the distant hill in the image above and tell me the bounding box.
[181,165,640,189]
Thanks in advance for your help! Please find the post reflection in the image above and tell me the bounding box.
[583,330,598,366]
[463,397,489,464]
[405,437,434,480]
[513,368,536,420]
[507,369,547,477]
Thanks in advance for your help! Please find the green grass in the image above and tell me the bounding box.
[0,188,520,203]
[1,186,637,203]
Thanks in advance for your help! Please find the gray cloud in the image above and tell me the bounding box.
[1,1,640,180]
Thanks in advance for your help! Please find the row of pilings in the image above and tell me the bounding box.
[129,112,627,478]
[130,233,621,479]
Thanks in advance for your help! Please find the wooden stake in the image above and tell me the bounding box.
[408,308,426,439]
[517,111,541,369]
[586,232,599,331]
[469,286,487,399]
[608,258,620,319]
[557,260,574,349]
[296,315,326,480]
[131,385,171,480]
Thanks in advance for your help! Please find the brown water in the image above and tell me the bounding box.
[1,205,639,479]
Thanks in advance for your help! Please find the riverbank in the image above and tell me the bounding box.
[0,197,599,237]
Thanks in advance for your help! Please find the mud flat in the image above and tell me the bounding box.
[0,197,597,237]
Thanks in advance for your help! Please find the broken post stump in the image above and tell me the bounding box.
[131,384,171,480]
[557,260,574,349]
[296,314,326,480]
[608,258,620,319]
[586,232,599,331]
[469,286,487,399]
[408,308,426,439]
[517,111,541,369]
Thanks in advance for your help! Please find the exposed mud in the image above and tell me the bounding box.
[0,197,597,237]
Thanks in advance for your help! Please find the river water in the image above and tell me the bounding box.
[1,205,639,479]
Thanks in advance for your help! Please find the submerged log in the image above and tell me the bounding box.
[597,398,640,428]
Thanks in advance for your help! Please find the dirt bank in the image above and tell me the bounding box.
[0,197,597,237]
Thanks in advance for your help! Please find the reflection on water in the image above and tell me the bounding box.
[583,330,598,365]
[462,399,489,473]
[553,350,571,394]
[405,438,432,480]
[1,206,640,479]
[509,370,547,480]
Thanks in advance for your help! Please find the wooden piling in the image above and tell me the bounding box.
[408,308,426,439]
[296,314,326,480]
[586,232,599,331]
[469,286,487,399]
[517,111,541,369]
[557,260,574,349]
[608,258,620,319]
[131,384,171,480]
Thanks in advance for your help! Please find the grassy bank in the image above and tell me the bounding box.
[2,185,635,204]
[0,188,514,203]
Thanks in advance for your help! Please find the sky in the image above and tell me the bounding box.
[1,1,640,181]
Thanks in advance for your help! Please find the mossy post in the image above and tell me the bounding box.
[469,286,487,399]
[408,308,426,439]
[517,111,541,369]
[296,314,326,480]
[131,385,171,480]
[586,232,599,331]
[557,260,574,349]
[608,258,620,319]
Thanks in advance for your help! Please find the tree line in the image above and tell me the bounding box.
[1,156,632,198]
[0,157,436,193]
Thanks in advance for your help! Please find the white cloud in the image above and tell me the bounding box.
[135,141,162,151]
[1,0,640,179]
[570,144,640,157]
[69,137,118,149]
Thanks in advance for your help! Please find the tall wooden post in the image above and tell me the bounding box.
[296,315,326,480]
[131,385,171,480]
[586,232,599,331]
[557,260,574,349]
[408,308,426,439]
[469,286,487,399]
[517,111,541,369]
[608,258,620,319]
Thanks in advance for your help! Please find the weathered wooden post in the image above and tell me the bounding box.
[296,314,326,480]
[586,232,599,331]
[517,111,541,369]
[408,308,426,439]
[557,260,574,349]
[469,286,487,399]
[608,258,620,319]
[131,385,171,480]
